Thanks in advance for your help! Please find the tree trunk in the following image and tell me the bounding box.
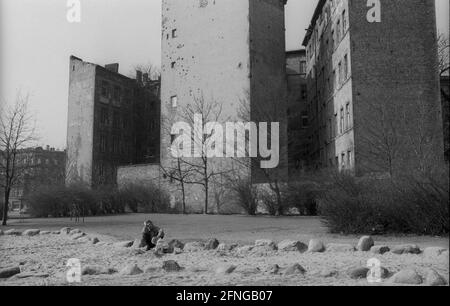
[2,188,10,226]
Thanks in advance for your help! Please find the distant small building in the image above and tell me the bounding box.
[66,56,160,187]
[8,146,66,211]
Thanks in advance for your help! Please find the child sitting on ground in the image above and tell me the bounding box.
[140,220,165,251]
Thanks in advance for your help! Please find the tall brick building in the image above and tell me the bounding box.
[302,0,444,175]
[286,49,309,178]
[66,56,160,187]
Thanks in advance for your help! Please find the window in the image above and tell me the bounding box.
[101,81,109,97]
[171,95,178,108]
[172,29,177,38]
[341,152,346,169]
[113,86,121,101]
[101,108,109,125]
[338,61,342,86]
[340,107,344,134]
[300,61,306,74]
[100,135,107,153]
[301,85,307,100]
[347,150,352,168]
[344,54,349,80]
[336,20,341,42]
[342,10,347,33]
[171,61,176,69]
[113,111,120,129]
[346,102,351,129]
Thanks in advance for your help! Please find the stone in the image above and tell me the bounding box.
[217,243,238,252]
[357,236,374,251]
[370,245,390,254]
[60,227,72,234]
[320,269,339,278]
[114,241,134,248]
[0,267,21,279]
[391,245,421,255]
[348,267,370,279]
[235,245,254,254]
[82,265,106,276]
[284,264,306,276]
[14,272,49,279]
[205,238,220,250]
[366,267,391,280]
[278,240,308,252]
[326,243,355,252]
[184,241,205,252]
[266,264,280,274]
[308,239,325,252]
[168,239,185,250]
[120,264,143,276]
[390,269,423,285]
[425,269,447,286]
[91,237,100,244]
[162,260,183,272]
[71,233,86,240]
[255,239,277,249]
[215,264,237,274]
[69,229,82,235]
[156,240,174,253]
[174,247,183,254]
[51,231,61,235]
[423,247,447,258]
[4,229,22,236]
[39,231,51,235]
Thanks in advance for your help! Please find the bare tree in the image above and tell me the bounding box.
[0,93,37,225]
[438,33,449,77]
[131,63,161,81]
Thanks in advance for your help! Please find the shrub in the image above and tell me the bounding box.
[228,178,259,215]
[282,181,321,216]
[26,183,171,218]
[319,170,449,235]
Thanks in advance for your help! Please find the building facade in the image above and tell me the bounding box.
[155,0,288,212]
[302,0,444,175]
[441,75,449,161]
[7,146,65,211]
[66,56,160,187]
[286,49,309,178]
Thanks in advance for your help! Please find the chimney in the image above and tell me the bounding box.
[105,63,119,73]
[136,70,143,84]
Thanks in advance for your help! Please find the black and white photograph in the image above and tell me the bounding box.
[0,0,449,291]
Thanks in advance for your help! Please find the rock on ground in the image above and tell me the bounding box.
[23,229,40,236]
[162,260,183,272]
[91,237,100,244]
[0,267,21,279]
[39,231,51,235]
[391,245,421,255]
[205,238,220,250]
[284,264,306,276]
[389,269,423,285]
[217,243,238,252]
[168,239,185,250]
[114,241,134,248]
[71,233,86,240]
[4,229,22,236]
[266,264,281,275]
[348,267,370,279]
[425,269,447,286]
[278,240,307,252]
[255,240,277,249]
[156,240,174,254]
[423,247,448,258]
[120,264,143,276]
[357,236,374,251]
[326,243,355,253]
[308,239,325,253]
[60,227,72,234]
[82,265,116,276]
[215,264,237,275]
[370,245,390,254]
[184,241,205,252]
[13,272,49,279]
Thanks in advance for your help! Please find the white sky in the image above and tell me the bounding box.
[0,0,448,149]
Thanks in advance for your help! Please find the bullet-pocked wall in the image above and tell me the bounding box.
[160,0,288,213]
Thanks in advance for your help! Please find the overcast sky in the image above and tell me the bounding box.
[1,0,449,149]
